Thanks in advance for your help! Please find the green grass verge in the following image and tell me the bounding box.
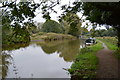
[68,41,103,79]
[97,37,118,50]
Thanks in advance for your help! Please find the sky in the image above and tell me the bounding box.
[33,0,76,23]
[32,0,106,30]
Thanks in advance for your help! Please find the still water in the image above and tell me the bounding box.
[1,39,85,78]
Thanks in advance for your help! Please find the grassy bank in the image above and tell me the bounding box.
[69,41,103,79]
[31,32,77,41]
[97,37,118,50]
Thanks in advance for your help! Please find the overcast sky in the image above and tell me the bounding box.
[32,0,107,30]
[33,0,76,23]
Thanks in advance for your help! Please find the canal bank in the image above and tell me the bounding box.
[69,41,103,79]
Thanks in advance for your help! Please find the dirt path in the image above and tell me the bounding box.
[96,41,119,78]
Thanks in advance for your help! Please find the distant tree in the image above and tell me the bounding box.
[41,20,63,33]
[60,12,81,37]
[94,28,117,37]
[60,20,69,34]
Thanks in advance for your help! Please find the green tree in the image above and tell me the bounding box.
[94,28,117,37]
[73,2,120,46]
[60,2,120,47]
[41,20,63,33]
[1,1,40,45]
[2,13,30,45]
[60,12,81,37]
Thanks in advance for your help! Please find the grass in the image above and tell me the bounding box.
[68,41,103,79]
[31,32,77,41]
[97,37,118,50]
[97,37,120,59]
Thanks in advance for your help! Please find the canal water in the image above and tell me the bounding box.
[1,39,85,78]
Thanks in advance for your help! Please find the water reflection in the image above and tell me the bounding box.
[1,51,12,79]
[35,39,80,62]
[1,39,82,78]
[1,43,29,79]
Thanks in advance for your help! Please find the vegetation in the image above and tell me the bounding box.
[61,2,120,53]
[2,14,31,45]
[1,2,39,45]
[91,28,117,37]
[60,12,81,37]
[69,41,103,79]
[2,1,120,46]
[97,37,120,59]
[77,2,120,53]
[31,32,76,41]
[97,37,118,50]
[41,20,64,33]
[1,1,120,79]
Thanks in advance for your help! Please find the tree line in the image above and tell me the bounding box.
[1,1,120,48]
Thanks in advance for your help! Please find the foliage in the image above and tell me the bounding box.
[94,28,117,37]
[2,2,39,25]
[2,13,30,45]
[60,2,120,48]
[1,1,40,45]
[97,37,118,50]
[2,1,120,50]
[81,27,88,35]
[69,41,103,79]
[60,12,81,37]
[97,37,120,59]
[41,20,64,33]
[74,2,120,48]
[80,3,120,26]
[24,22,38,34]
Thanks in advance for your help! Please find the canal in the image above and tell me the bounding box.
[1,39,85,78]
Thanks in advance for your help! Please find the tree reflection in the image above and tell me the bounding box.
[1,43,29,78]
[1,51,12,79]
[58,40,80,62]
[2,43,29,51]
[37,39,81,62]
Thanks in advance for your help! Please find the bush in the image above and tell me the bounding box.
[41,20,64,33]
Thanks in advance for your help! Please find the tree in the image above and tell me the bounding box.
[41,20,64,33]
[60,12,81,37]
[1,0,61,45]
[60,2,120,47]
[71,2,120,46]
[1,1,39,45]
[2,1,120,47]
